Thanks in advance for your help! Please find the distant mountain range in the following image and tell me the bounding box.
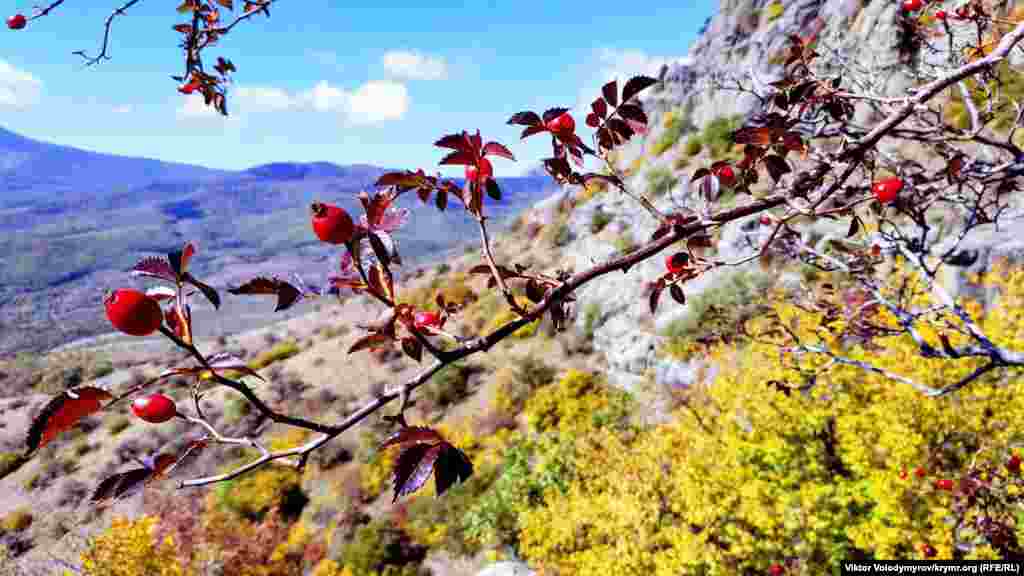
[0,127,559,357]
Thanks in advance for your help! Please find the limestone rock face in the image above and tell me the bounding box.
[525,0,1024,391]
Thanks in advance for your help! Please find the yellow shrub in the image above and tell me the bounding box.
[310,560,354,576]
[81,516,185,576]
[249,340,300,370]
[518,261,1024,574]
[524,369,632,436]
[214,466,304,520]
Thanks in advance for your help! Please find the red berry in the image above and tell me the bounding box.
[872,177,903,204]
[131,393,177,424]
[759,214,773,226]
[178,79,200,94]
[935,9,947,20]
[1008,454,1021,474]
[105,289,164,337]
[936,478,954,491]
[6,14,26,30]
[915,466,927,478]
[713,165,736,187]
[465,158,494,184]
[903,0,924,11]
[900,468,909,480]
[955,5,969,19]
[769,563,785,576]
[311,202,355,245]
[546,112,576,134]
[413,311,443,331]
[665,252,690,275]
[920,543,937,558]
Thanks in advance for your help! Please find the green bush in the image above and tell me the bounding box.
[684,137,703,157]
[589,211,613,234]
[662,268,775,360]
[423,361,476,409]
[0,453,26,480]
[651,110,687,156]
[404,464,500,557]
[340,519,429,576]
[701,114,744,158]
[582,302,602,341]
[645,167,677,197]
[214,467,308,522]
[249,340,300,371]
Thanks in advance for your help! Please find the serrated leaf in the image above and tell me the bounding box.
[542,107,570,124]
[227,277,302,312]
[763,155,792,181]
[369,234,392,269]
[182,273,220,310]
[91,467,153,506]
[608,118,635,141]
[621,75,658,103]
[434,443,473,496]
[392,443,442,502]
[616,103,648,125]
[379,426,444,450]
[649,283,664,314]
[26,387,113,454]
[602,80,618,107]
[482,142,515,161]
[131,256,177,282]
[439,150,476,167]
[486,179,502,201]
[434,133,470,150]
[347,333,391,354]
[507,111,542,126]
[669,284,686,305]
[401,337,423,362]
[846,217,861,238]
[520,125,547,139]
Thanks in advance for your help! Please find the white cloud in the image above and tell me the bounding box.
[382,51,448,81]
[299,80,346,113]
[176,93,221,120]
[112,104,133,114]
[176,80,409,125]
[235,85,295,114]
[0,59,42,109]
[347,80,408,124]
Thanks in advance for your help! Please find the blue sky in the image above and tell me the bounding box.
[0,1,716,177]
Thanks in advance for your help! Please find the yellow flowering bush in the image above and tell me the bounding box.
[80,516,185,576]
[518,260,1024,575]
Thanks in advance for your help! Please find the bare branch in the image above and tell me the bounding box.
[73,0,143,67]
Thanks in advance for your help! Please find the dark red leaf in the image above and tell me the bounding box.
[401,337,423,362]
[434,443,473,497]
[669,284,686,305]
[439,150,476,166]
[520,125,548,139]
[649,282,664,314]
[91,467,153,506]
[591,97,607,119]
[507,111,542,126]
[846,217,861,238]
[621,75,658,103]
[763,155,792,181]
[435,189,448,211]
[542,107,571,124]
[379,426,445,450]
[616,103,648,125]
[182,272,220,309]
[486,179,502,201]
[585,113,601,128]
[482,142,515,161]
[434,133,470,150]
[27,386,113,453]
[607,118,635,141]
[392,443,442,502]
[376,171,424,188]
[130,256,177,283]
[227,277,302,312]
[691,168,711,182]
[732,126,774,146]
[602,80,618,107]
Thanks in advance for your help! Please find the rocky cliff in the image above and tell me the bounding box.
[523,0,1024,393]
